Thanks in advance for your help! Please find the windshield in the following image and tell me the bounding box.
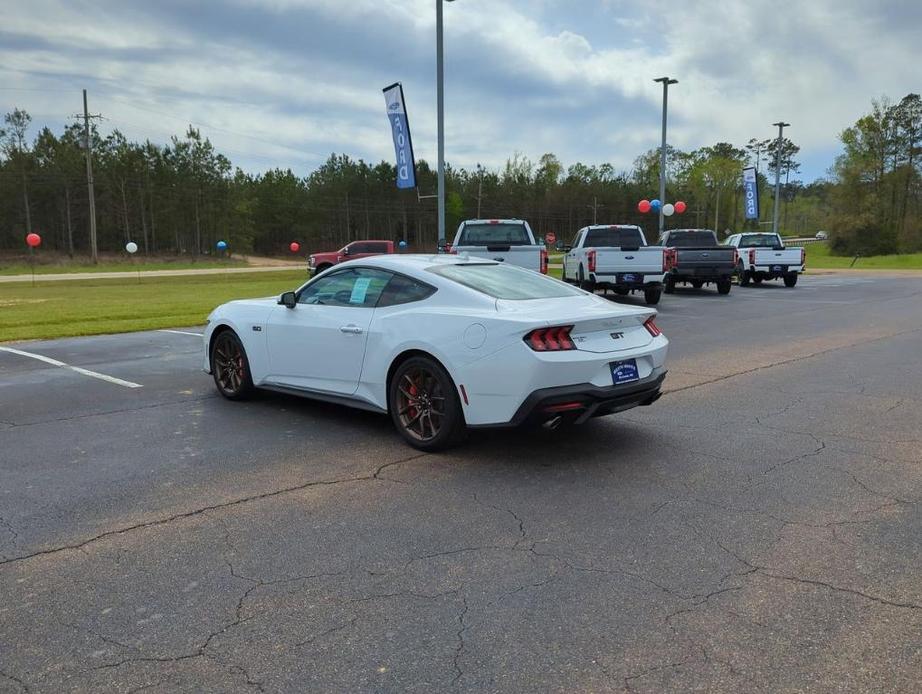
[664,231,717,247]
[428,263,583,300]
[584,227,644,248]
[739,234,783,249]
[457,223,531,246]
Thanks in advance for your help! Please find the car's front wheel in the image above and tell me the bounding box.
[389,356,466,451]
[211,330,255,400]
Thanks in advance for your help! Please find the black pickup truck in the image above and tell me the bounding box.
[659,229,738,295]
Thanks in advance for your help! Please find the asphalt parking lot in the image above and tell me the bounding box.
[1,274,921,693]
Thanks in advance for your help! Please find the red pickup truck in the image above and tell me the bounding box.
[308,240,395,276]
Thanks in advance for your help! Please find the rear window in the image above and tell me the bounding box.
[584,227,644,248]
[457,223,531,246]
[428,263,583,300]
[739,234,783,249]
[663,231,717,247]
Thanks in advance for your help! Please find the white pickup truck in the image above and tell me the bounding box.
[561,225,673,305]
[449,219,547,274]
[725,232,805,287]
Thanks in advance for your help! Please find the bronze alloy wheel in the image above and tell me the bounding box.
[389,356,465,450]
[212,331,253,399]
[395,366,447,442]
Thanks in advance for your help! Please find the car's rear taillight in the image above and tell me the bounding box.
[749,248,756,266]
[663,248,676,272]
[587,250,597,273]
[524,326,576,351]
[540,248,548,274]
[643,316,662,337]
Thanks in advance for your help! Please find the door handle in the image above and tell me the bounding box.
[340,325,363,334]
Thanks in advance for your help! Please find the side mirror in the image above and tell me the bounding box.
[342,247,351,256]
[561,245,572,252]
[278,291,297,309]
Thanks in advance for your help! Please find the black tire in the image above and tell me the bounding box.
[211,330,255,400]
[738,264,750,286]
[752,275,763,285]
[717,278,732,295]
[783,272,798,287]
[691,280,704,289]
[578,265,595,292]
[389,356,466,451]
[663,276,675,294]
[614,287,630,296]
[644,287,662,305]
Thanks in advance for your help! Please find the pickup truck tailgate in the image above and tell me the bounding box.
[675,248,737,269]
[453,245,542,270]
[594,247,664,275]
[752,248,802,266]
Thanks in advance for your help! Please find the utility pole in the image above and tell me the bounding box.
[587,197,604,225]
[654,76,678,237]
[771,121,790,236]
[476,163,483,218]
[436,0,456,249]
[82,89,100,263]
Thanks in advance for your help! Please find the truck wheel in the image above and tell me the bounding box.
[752,275,763,285]
[663,277,675,294]
[783,272,798,287]
[644,288,662,305]
[717,279,732,295]
[578,265,595,292]
[738,264,750,286]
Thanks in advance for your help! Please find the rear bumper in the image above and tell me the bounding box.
[471,368,667,428]
[751,265,803,275]
[591,272,665,289]
[670,267,735,280]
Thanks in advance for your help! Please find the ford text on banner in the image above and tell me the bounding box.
[383,83,417,189]
[742,167,759,220]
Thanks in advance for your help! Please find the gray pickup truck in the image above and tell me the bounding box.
[659,229,738,295]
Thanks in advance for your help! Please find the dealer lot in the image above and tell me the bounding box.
[1,274,921,693]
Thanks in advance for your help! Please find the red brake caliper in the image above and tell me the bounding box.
[407,377,418,420]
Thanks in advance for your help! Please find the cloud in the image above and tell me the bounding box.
[0,0,917,181]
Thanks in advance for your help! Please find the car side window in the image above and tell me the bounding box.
[377,274,437,307]
[349,242,368,254]
[298,268,392,307]
[570,230,583,248]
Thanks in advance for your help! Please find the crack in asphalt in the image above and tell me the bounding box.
[0,669,30,693]
[0,453,427,570]
[623,658,693,692]
[0,394,218,430]
[293,618,358,650]
[472,493,528,549]
[450,596,469,687]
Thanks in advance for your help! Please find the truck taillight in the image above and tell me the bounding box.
[663,248,676,272]
[587,250,596,273]
[733,249,739,266]
[446,244,456,255]
[540,248,548,274]
[643,316,662,337]
[524,326,576,351]
[749,249,756,266]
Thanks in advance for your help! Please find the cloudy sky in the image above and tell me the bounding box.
[1,0,918,182]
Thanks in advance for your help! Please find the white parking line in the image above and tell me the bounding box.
[158,329,203,337]
[0,346,143,389]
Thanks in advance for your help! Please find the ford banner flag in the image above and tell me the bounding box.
[742,167,759,220]
[383,82,417,189]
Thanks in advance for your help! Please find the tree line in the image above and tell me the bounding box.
[0,93,918,258]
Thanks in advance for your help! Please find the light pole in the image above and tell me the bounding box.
[653,77,677,237]
[771,121,790,236]
[436,0,455,249]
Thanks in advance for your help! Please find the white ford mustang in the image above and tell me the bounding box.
[203,255,668,450]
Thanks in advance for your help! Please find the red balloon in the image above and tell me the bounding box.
[638,199,651,213]
[289,242,300,253]
[674,201,687,214]
[26,233,41,248]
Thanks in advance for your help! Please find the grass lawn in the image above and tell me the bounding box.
[0,270,307,342]
[804,243,922,270]
[0,257,247,276]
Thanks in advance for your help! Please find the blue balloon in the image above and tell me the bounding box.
[398,240,407,249]
[216,240,228,250]
[650,199,662,211]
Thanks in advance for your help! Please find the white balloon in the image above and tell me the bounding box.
[662,203,675,217]
[125,242,138,254]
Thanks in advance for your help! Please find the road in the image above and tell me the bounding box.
[1,275,920,693]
